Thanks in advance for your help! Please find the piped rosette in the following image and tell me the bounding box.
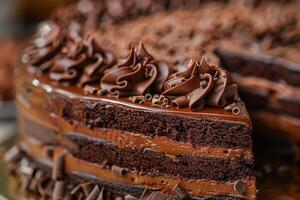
[100,42,170,97]
[22,21,115,85]
[162,58,241,112]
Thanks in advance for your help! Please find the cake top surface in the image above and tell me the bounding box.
[23,0,300,122]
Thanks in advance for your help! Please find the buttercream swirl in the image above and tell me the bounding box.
[22,22,63,70]
[23,22,115,85]
[49,32,115,85]
[100,42,169,97]
[162,58,238,111]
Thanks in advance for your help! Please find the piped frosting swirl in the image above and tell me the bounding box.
[100,42,170,97]
[162,58,238,111]
[23,22,115,85]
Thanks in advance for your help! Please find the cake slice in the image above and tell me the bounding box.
[6,19,256,199]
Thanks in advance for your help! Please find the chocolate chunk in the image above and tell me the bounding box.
[112,165,127,176]
[145,191,167,200]
[171,184,186,200]
[52,154,65,180]
[125,194,138,200]
[53,181,65,200]
[234,180,246,194]
[85,185,100,200]
[4,145,22,163]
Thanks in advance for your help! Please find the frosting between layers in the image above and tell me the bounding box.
[22,140,256,199]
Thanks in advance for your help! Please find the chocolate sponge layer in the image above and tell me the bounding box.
[63,100,252,149]
[65,132,254,182]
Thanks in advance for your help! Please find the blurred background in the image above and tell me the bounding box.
[0,0,73,198]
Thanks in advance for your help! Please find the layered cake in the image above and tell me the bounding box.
[4,9,256,200]
[50,0,300,140]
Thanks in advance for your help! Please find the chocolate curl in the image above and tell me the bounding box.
[207,68,235,107]
[111,165,127,176]
[171,96,189,108]
[189,73,214,111]
[97,186,104,200]
[53,181,65,200]
[52,154,65,180]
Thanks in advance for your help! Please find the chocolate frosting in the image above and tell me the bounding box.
[23,22,115,85]
[100,42,169,97]
[23,22,63,68]
[162,58,238,111]
[49,32,115,85]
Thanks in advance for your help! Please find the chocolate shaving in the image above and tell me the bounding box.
[52,154,65,180]
[81,182,93,196]
[20,175,32,193]
[124,194,138,200]
[234,180,246,194]
[111,165,127,176]
[97,186,104,200]
[53,181,65,200]
[171,184,186,200]
[139,188,152,200]
[4,145,22,163]
[85,185,100,200]
[84,85,99,95]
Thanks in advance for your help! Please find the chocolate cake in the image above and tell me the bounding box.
[4,4,256,199]
[49,0,300,140]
